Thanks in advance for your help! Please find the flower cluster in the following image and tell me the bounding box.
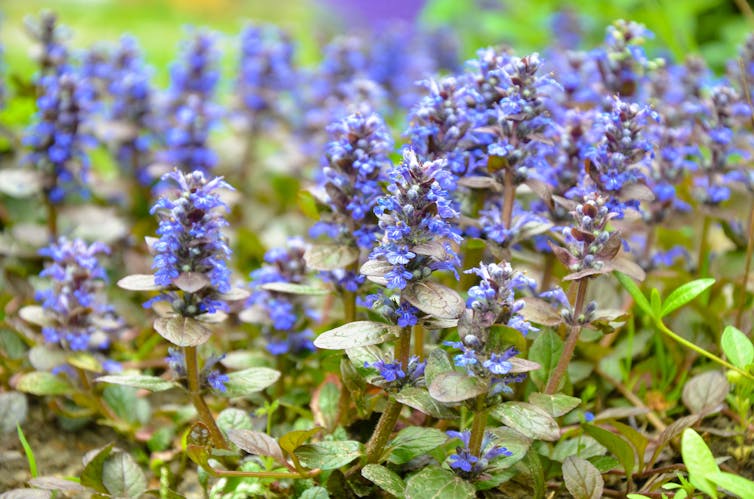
[247,238,316,355]
[24,72,95,203]
[108,36,155,185]
[446,262,534,395]
[148,170,233,315]
[236,23,295,127]
[364,355,425,389]
[446,430,512,479]
[159,31,221,175]
[35,238,121,359]
[311,112,393,249]
[25,11,70,78]
[370,149,461,290]
[580,97,657,215]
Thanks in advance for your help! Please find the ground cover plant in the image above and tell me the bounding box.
[2,3,754,498]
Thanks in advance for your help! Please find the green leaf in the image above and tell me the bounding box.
[528,329,564,390]
[116,274,162,291]
[153,316,211,347]
[102,452,148,498]
[17,424,37,478]
[312,380,340,431]
[608,420,648,473]
[614,271,653,318]
[222,367,281,397]
[404,467,476,499]
[583,424,635,477]
[216,408,253,434]
[388,427,447,465]
[259,282,330,295]
[102,385,151,425]
[650,288,662,318]
[528,393,581,417]
[402,281,465,319]
[97,374,178,392]
[362,464,406,497]
[521,450,545,499]
[294,440,362,470]
[490,402,559,441]
[16,371,73,396]
[721,325,754,370]
[394,386,457,419]
[300,486,330,499]
[304,244,359,271]
[314,321,400,350]
[707,471,754,499]
[279,427,322,456]
[428,372,488,403]
[425,348,453,388]
[67,352,103,373]
[682,428,719,498]
[184,422,211,468]
[227,429,287,467]
[81,444,114,494]
[486,427,532,469]
[661,278,715,317]
[0,393,27,434]
[563,456,604,499]
[681,370,729,415]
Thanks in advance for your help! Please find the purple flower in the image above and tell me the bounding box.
[446,430,512,478]
[207,370,229,392]
[149,170,233,315]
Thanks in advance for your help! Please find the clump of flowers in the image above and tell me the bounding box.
[446,430,512,479]
[34,238,122,362]
[25,71,95,204]
[146,170,233,315]
[246,238,317,355]
[159,30,221,175]
[25,11,70,78]
[363,355,425,390]
[368,148,461,290]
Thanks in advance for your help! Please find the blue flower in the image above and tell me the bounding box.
[34,238,121,354]
[207,370,230,392]
[446,430,512,478]
[365,359,405,382]
[149,170,233,315]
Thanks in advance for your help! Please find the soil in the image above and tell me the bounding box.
[0,398,128,493]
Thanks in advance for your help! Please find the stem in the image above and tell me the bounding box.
[655,320,754,382]
[413,323,425,359]
[208,466,320,479]
[540,253,555,293]
[735,197,754,329]
[45,196,58,240]
[468,394,487,457]
[184,346,227,449]
[501,167,515,230]
[545,279,589,394]
[74,367,120,423]
[363,326,411,464]
[696,215,711,277]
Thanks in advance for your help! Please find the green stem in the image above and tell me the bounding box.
[468,394,488,457]
[545,279,589,394]
[45,195,58,240]
[697,215,711,277]
[501,167,515,232]
[208,466,320,479]
[363,326,411,464]
[184,346,227,449]
[655,320,754,382]
[413,323,425,359]
[735,198,754,329]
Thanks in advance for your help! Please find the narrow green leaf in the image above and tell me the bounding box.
[661,278,715,317]
[681,428,719,498]
[614,271,653,318]
[17,424,37,478]
[583,424,635,478]
[650,288,662,318]
[721,325,754,370]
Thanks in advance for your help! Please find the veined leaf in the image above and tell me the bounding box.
[661,278,715,317]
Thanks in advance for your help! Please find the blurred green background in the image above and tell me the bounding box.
[0,0,752,82]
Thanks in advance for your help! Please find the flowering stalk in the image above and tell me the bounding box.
[544,278,588,394]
